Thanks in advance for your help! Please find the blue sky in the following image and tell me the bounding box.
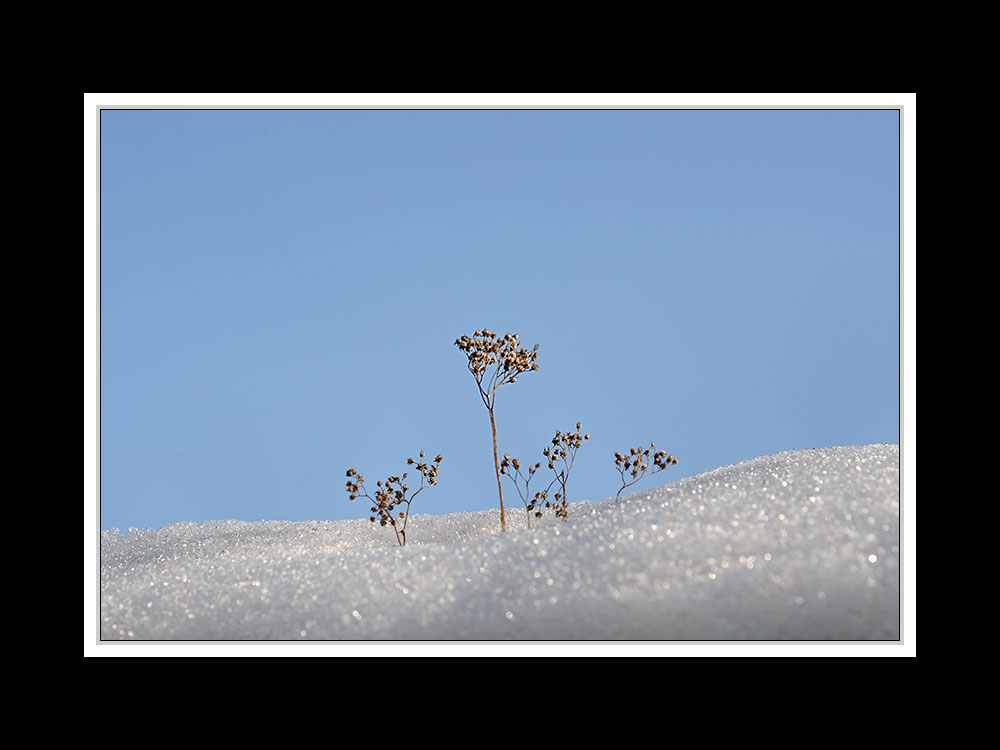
[99,107,900,533]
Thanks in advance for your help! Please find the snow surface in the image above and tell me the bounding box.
[100,444,900,641]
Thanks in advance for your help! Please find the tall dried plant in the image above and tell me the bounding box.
[345,451,442,546]
[614,444,676,501]
[455,330,539,532]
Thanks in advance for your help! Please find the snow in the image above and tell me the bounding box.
[99,444,900,642]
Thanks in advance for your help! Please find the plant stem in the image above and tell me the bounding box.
[489,406,506,532]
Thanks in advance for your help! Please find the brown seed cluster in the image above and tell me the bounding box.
[345,451,442,546]
[455,330,539,400]
[614,443,677,501]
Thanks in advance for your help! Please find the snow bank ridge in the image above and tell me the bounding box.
[100,443,900,641]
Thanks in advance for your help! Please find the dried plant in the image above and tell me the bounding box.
[345,451,442,546]
[534,422,590,522]
[455,330,539,532]
[499,454,545,526]
[614,444,677,501]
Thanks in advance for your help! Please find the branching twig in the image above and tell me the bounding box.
[614,444,676,502]
[499,455,545,526]
[536,422,590,522]
[346,452,442,545]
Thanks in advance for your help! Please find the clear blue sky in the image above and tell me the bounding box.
[99,108,900,532]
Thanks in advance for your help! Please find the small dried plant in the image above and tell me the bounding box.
[455,330,539,532]
[499,454,545,526]
[536,422,590,522]
[345,451,442,546]
[614,444,677,501]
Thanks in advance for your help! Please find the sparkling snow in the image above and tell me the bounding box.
[99,444,900,641]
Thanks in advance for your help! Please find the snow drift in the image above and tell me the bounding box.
[100,443,900,641]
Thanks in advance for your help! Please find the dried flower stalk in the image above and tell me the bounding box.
[346,451,442,546]
[614,443,676,501]
[499,454,546,526]
[455,330,539,532]
[534,422,590,522]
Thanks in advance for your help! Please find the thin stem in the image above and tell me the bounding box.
[401,473,427,542]
[489,406,506,532]
[502,463,537,527]
[553,447,577,504]
[616,465,665,502]
[542,473,560,498]
[476,376,491,411]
